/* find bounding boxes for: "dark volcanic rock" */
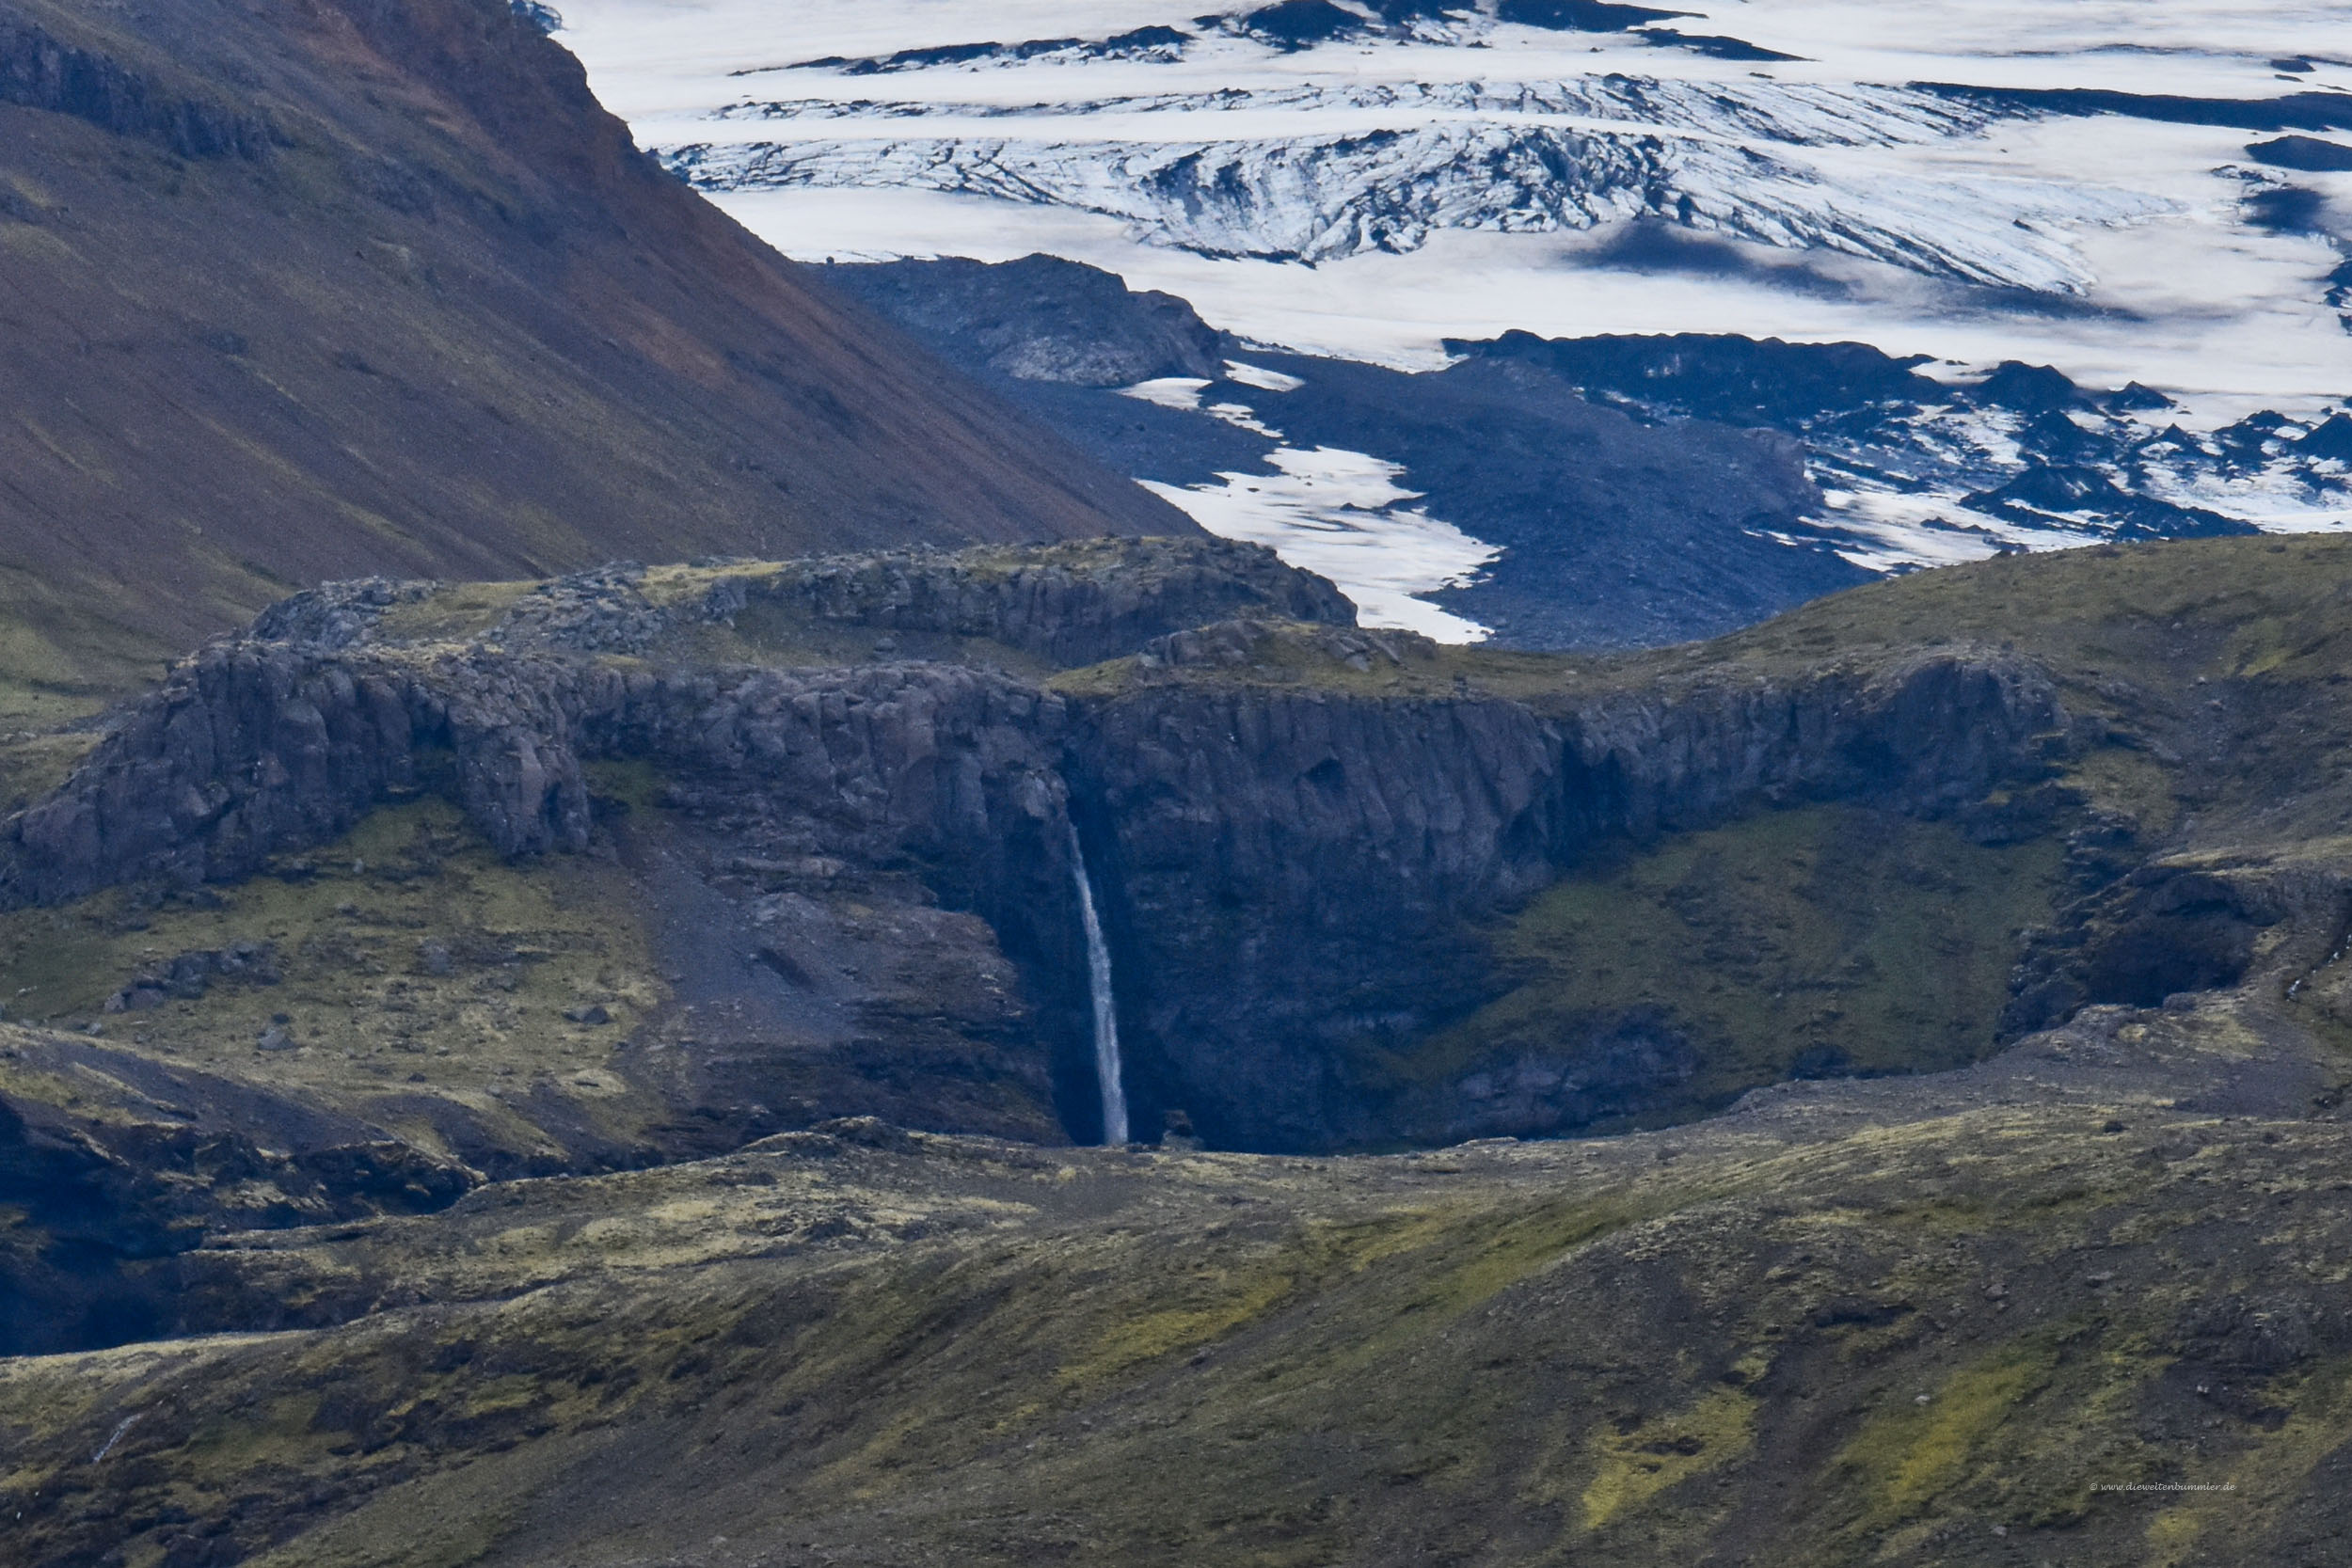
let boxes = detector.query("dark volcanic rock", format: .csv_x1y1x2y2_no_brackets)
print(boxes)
1242,351,1858,649
262,538,1353,667
733,538,1354,666
826,254,1229,388
0,540,2074,1154
2298,413,2352,461
105,942,280,1012
2103,381,2175,413
1496,0,1687,29
0,11,277,158
1641,30,1802,62
1454,330,1944,428
803,25,1194,76
1,642,609,903
2004,860,2287,1035
1963,467,2250,539
1965,360,2088,414
0,644,1078,907
2249,135,2352,172
1240,0,1368,48
1069,629,2067,1148
1924,84,2352,135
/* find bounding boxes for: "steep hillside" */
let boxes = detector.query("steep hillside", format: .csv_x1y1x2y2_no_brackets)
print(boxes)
0,0,1184,703
11,536,2352,1562
8,1020,2352,1568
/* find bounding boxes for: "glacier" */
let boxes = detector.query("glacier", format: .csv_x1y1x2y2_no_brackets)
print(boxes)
667,87,2167,288
547,0,2352,637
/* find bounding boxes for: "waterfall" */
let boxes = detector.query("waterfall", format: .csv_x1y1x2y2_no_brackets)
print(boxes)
1068,821,1130,1146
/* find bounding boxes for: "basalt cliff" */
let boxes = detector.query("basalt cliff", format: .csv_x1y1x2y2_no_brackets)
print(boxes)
8,534,2352,1566
1,536,2071,1167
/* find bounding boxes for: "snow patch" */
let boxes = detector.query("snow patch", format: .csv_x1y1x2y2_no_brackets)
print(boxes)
1225,359,1305,391
1119,375,1211,409
1139,446,1500,642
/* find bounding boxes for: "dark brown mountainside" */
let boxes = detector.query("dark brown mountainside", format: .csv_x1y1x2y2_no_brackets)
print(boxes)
0,0,1186,700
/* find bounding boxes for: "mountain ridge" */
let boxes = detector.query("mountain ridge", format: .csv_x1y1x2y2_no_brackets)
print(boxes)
0,0,1186,706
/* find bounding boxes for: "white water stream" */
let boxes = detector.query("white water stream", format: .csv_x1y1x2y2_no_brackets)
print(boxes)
1068,823,1130,1147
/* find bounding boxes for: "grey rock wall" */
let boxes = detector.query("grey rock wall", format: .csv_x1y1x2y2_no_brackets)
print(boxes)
1064,641,2066,1148
742,538,1356,667
0,548,2071,1152
0,15,277,158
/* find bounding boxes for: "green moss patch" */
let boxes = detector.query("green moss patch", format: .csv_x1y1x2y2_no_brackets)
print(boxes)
1581,1383,1760,1530
1406,803,2071,1121
0,799,664,1155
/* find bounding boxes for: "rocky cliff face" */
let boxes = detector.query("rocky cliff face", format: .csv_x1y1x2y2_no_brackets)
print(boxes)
0,545,2076,1156
739,538,1356,667
256,537,1356,665
3,542,1348,905
0,10,275,158
1067,623,2068,1148
15,537,2352,1561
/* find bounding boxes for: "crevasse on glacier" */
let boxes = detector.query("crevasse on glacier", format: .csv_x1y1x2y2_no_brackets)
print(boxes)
663,79,2163,289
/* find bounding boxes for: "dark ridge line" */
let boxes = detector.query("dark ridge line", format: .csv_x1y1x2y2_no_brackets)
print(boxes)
2249,135,2352,172
1921,84,2352,133
1641,29,1804,63
739,25,1192,79
1496,0,1693,29
1232,0,1366,48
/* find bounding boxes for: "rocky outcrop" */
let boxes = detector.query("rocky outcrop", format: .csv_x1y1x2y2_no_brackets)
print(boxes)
0,13,278,159
0,643,1084,905
1068,632,2068,1148
2003,850,2352,1036
734,538,1356,667
1,642,608,903
825,254,1231,388
0,551,2072,1153
1548,647,2069,839
253,538,1356,666
246,578,441,649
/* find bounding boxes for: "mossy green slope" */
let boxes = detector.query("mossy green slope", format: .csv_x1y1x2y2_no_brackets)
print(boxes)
10,537,2352,1560
8,991,2352,1568
1409,804,2072,1125
0,798,668,1170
